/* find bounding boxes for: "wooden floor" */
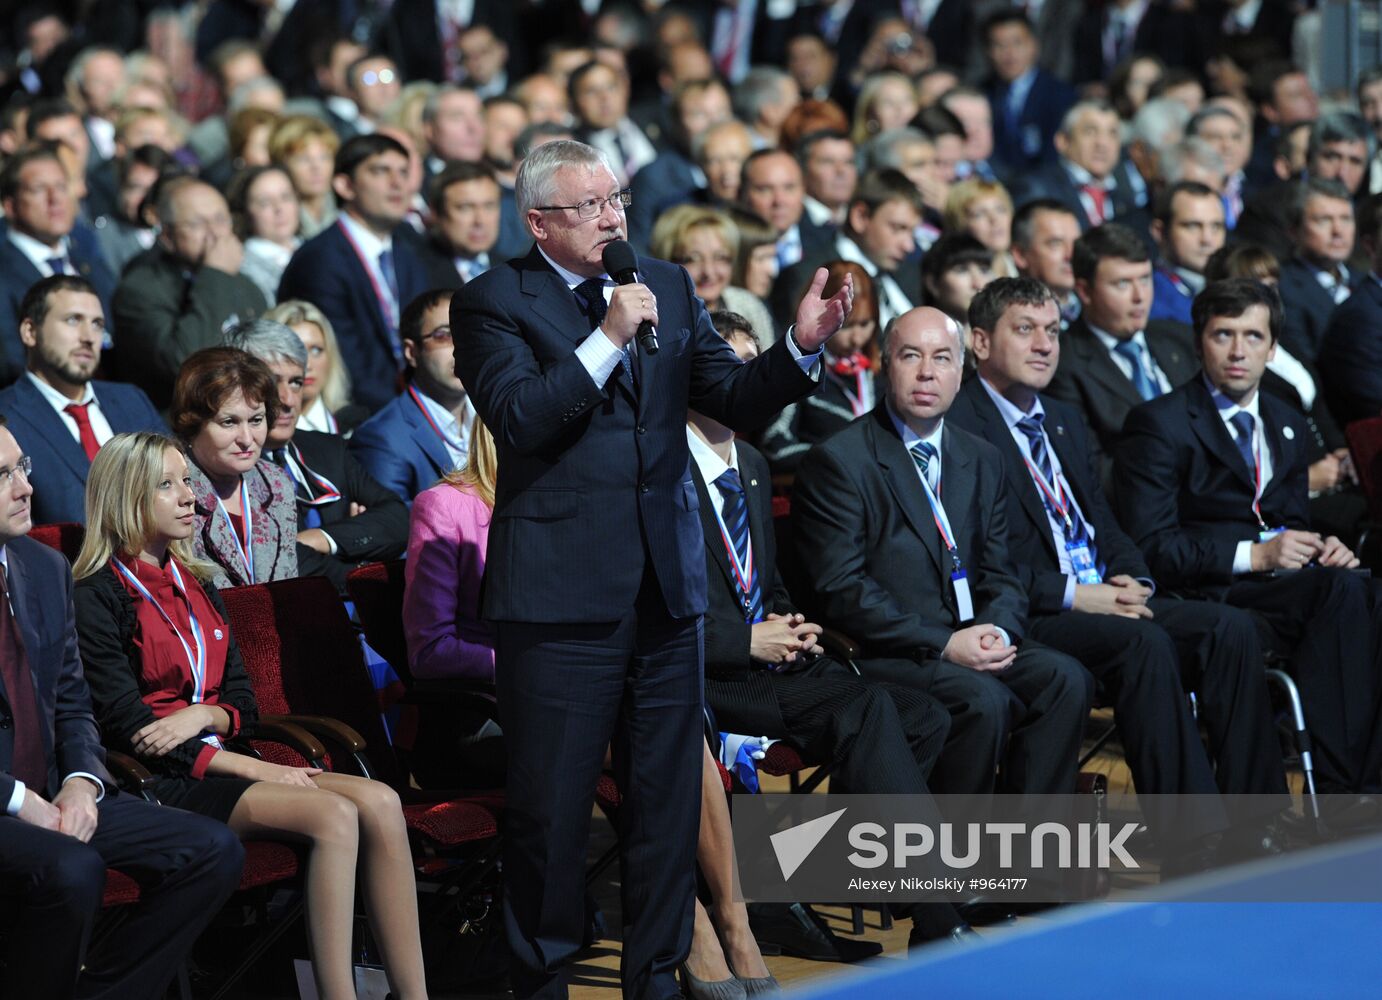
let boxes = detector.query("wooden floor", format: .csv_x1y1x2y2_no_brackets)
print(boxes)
567,712,1148,999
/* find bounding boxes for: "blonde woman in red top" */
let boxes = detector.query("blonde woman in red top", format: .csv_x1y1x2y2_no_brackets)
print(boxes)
73,431,428,1000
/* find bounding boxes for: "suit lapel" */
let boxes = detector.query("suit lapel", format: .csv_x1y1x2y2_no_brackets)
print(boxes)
694,470,736,597
401,392,454,476
1070,324,1144,411
1187,380,1256,492
937,425,975,559
868,409,945,579
964,381,1057,560
1146,325,1194,386
519,248,594,347
11,379,89,481
1259,397,1299,505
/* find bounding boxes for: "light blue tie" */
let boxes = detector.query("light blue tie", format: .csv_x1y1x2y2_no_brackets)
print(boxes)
1112,338,1161,401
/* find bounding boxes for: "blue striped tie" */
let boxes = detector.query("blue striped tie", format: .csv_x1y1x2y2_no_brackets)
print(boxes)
1016,413,1091,548
909,440,938,492
714,468,764,623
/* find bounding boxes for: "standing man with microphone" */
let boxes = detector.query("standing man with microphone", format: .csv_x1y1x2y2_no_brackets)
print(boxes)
453,139,851,1000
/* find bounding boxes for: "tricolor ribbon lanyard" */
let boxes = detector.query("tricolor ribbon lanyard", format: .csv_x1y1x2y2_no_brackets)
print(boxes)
843,370,870,417
215,478,254,584
336,221,401,363
1247,420,1282,542
1022,456,1103,585
111,559,220,748
323,409,339,435
711,500,761,625
1164,270,1190,299
407,386,461,457
281,443,342,507
916,471,975,622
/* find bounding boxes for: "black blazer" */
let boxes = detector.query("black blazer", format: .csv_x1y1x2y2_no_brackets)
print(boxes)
452,246,817,624
1045,317,1199,460
1113,377,1312,599
286,429,410,591
987,69,1078,177
947,377,1151,617
757,368,877,474
1009,160,1141,233
1278,257,1360,365
277,222,432,412
0,536,113,807
0,377,166,526
790,406,1028,659
73,564,259,779
1072,1,1203,85
694,441,793,678
1319,277,1382,426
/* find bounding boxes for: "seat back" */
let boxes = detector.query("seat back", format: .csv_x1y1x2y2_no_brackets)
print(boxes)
1347,417,1382,522
345,560,412,685
220,576,404,786
30,522,85,563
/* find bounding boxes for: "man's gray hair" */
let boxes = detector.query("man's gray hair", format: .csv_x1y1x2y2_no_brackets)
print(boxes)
227,76,285,114
691,118,753,165
421,84,479,126
1130,97,1191,149
515,139,616,217
1308,110,1373,162
860,127,931,172
224,318,308,371
1159,137,1226,186
879,309,965,372
1058,98,1117,137
732,67,793,126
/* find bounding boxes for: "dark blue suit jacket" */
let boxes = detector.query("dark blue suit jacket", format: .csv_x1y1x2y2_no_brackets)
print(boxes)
1277,257,1359,364
1149,266,1194,327
1318,276,1382,426
348,388,454,503
0,377,165,525
988,69,1076,177
452,246,817,623
1009,160,1140,232
277,221,430,412
627,149,700,254
0,535,114,808
0,226,116,386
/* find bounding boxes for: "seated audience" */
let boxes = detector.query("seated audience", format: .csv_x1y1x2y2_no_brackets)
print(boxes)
269,114,340,239
569,60,656,187
738,149,832,273
1114,279,1382,797
265,299,368,436
981,11,1077,177
791,306,1093,797
1321,191,1382,423
651,205,775,346
797,129,857,232
921,233,996,336
71,431,427,999
850,72,918,147
1010,100,1139,231
415,161,502,288
1185,106,1251,229
168,346,297,588
352,290,474,503
278,133,431,412
727,207,781,305
759,267,878,474
92,143,174,276
1276,178,1361,364
693,118,755,209
944,178,1017,278
1010,198,1083,328
1149,181,1227,326
227,320,409,592
0,275,164,525
227,164,300,306
0,145,117,385
0,415,243,1000
112,179,267,409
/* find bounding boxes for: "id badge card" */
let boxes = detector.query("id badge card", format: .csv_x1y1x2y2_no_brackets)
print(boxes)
1066,539,1103,585
1258,526,1285,543
951,568,975,623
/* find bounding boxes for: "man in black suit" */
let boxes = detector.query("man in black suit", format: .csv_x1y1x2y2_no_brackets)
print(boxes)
415,161,502,290
0,416,244,999
1047,223,1199,466
739,149,834,275
792,306,1093,797
1072,0,1202,86
1115,279,1382,795
690,313,974,947
227,320,408,593
772,168,923,334
1274,178,1361,364
0,276,164,526
1011,199,1083,329
0,146,116,385
1010,101,1141,233
279,133,432,411
982,11,1077,178
453,139,851,1000
951,278,1286,816
1320,194,1382,426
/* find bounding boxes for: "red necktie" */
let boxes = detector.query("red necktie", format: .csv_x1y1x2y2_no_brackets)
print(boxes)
64,403,100,462
1082,184,1109,225
0,564,48,794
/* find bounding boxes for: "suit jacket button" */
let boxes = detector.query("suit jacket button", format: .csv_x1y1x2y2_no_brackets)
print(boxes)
640,482,650,494
636,424,646,434
0,718,10,729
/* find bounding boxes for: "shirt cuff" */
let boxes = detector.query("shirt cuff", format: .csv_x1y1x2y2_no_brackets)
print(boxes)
221,703,242,740
190,745,218,780
62,772,105,803
576,327,625,386
994,627,1012,647
321,531,338,556
785,325,823,379
1062,575,1077,610
1135,576,1157,597
6,779,25,815
1233,540,1255,575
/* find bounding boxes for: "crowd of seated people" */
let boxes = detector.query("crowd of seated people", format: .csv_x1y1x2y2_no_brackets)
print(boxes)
4,1,1382,997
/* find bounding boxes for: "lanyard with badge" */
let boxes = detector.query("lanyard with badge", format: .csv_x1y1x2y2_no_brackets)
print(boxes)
279,443,342,507
916,470,975,623
336,220,401,355
215,478,254,583
1243,415,1284,542
710,500,761,625
1022,457,1102,585
111,558,221,747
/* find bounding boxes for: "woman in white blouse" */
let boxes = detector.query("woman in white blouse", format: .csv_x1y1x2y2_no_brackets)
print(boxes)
228,165,300,307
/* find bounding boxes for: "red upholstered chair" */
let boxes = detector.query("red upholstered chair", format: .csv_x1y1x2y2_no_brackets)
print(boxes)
29,521,84,563
1347,417,1382,523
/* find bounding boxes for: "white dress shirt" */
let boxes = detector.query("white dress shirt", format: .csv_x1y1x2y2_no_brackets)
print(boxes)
687,429,739,523
9,228,73,276
296,397,338,435
830,233,915,332
337,211,398,328
25,372,115,449
1088,323,1173,396
1,546,104,815
415,386,474,470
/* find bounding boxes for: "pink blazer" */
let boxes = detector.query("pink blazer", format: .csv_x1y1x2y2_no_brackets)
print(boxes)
403,481,495,681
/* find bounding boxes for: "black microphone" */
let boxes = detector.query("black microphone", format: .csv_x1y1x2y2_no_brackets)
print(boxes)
601,240,659,355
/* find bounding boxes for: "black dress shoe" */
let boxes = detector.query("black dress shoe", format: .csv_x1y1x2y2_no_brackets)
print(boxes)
746,902,883,963
907,922,979,952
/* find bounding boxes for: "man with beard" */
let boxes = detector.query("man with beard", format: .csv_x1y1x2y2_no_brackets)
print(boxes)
0,275,164,524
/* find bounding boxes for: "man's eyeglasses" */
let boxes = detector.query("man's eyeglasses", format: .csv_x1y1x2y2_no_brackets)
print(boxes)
417,326,454,347
0,455,32,490
359,69,397,87
535,190,632,221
